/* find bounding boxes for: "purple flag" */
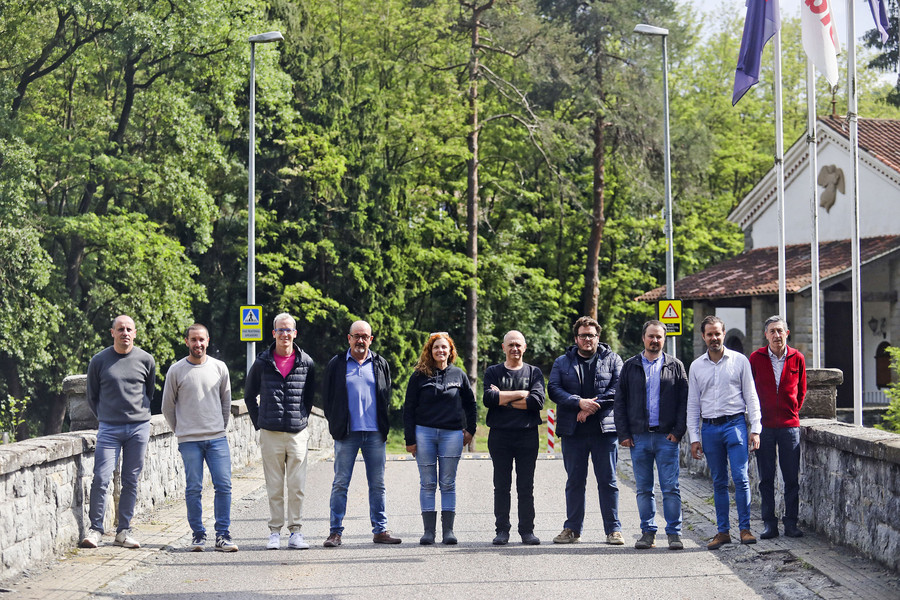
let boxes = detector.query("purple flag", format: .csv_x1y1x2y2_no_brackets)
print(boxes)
868,0,891,44
732,0,781,106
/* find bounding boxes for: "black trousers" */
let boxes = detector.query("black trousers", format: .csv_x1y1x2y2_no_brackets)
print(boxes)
488,427,539,534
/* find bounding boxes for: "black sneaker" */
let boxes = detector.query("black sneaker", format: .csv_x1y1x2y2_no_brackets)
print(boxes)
215,535,238,552
190,533,206,552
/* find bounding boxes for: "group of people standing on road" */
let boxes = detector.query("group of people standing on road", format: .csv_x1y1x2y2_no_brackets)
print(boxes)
79,309,806,554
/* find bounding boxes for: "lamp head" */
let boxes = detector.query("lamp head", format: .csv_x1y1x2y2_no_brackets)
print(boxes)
248,31,284,43
634,24,669,37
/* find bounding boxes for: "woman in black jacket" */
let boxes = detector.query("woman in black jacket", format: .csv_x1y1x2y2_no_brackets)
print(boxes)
403,332,477,545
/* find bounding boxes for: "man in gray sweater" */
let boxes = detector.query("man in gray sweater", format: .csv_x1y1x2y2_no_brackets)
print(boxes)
162,323,237,552
81,315,156,549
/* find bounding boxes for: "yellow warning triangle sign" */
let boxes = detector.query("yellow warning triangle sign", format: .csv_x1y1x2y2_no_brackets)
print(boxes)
662,303,679,320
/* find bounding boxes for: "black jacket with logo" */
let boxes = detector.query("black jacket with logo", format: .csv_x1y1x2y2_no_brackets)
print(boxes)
403,365,477,446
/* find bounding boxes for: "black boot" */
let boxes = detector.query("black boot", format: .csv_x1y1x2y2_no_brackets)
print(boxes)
441,511,457,545
420,511,437,545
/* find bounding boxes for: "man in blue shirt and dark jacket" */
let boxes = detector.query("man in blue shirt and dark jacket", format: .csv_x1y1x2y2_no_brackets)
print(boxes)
614,320,688,550
549,316,624,545
322,320,401,547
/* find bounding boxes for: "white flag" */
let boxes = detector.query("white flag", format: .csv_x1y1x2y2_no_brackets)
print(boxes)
801,0,840,87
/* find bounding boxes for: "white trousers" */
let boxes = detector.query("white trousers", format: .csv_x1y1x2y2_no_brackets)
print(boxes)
259,428,309,532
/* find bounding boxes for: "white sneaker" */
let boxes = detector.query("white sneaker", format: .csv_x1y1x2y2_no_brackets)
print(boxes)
81,529,102,548
288,532,309,549
114,529,141,548
267,532,281,550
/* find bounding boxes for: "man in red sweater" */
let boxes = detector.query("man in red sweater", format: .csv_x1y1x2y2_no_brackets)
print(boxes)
749,316,807,539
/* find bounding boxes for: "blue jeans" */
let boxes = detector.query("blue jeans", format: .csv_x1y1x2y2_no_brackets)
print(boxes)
89,421,151,533
560,433,621,535
415,425,463,512
330,431,387,534
756,426,801,528
178,437,233,537
701,415,751,532
630,432,682,535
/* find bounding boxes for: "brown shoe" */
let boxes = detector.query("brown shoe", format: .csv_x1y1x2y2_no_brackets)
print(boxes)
707,532,732,550
740,529,757,545
323,533,342,547
373,531,402,544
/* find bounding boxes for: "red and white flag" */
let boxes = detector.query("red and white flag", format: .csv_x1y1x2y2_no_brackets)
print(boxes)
801,0,840,87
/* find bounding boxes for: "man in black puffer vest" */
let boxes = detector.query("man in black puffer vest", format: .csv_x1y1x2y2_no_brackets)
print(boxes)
245,312,317,551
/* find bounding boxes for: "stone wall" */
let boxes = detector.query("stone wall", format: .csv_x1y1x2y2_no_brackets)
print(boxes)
800,419,900,573
680,416,900,573
0,379,333,582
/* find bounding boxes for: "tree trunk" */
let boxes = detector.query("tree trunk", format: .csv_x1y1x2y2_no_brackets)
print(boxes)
582,110,606,320
44,392,68,436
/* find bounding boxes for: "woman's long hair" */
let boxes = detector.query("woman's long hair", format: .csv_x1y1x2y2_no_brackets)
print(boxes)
414,332,458,376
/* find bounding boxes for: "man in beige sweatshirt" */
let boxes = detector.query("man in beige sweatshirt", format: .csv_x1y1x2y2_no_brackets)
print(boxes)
162,323,236,552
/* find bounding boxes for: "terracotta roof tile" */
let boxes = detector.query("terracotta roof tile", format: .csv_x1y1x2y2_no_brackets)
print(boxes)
636,235,900,302
820,116,900,175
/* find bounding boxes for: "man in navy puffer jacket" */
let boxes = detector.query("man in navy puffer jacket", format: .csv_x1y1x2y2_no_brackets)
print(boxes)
245,312,317,551
548,316,624,546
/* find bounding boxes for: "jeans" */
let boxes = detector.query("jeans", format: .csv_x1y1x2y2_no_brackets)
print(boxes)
630,432,682,535
89,421,151,533
488,427,538,535
560,432,621,535
178,437,232,537
260,428,309,533
330,431,387,535
415,425,463,512
756,426,801,528
701,415,751,532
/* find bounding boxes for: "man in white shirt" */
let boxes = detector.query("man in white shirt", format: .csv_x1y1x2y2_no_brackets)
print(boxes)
687,316,762,550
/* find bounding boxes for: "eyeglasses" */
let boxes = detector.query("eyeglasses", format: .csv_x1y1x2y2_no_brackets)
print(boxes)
274,328,295,334
350,334,372,341
430,331,449,337
576,334,598,340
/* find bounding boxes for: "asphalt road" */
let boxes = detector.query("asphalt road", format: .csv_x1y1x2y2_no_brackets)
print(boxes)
102,453,768,599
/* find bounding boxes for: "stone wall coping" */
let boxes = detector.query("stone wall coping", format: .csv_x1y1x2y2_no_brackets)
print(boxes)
0,399,261,476
802,418,900,465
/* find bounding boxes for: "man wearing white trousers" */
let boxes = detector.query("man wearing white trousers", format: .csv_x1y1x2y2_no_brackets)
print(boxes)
245,313,317,550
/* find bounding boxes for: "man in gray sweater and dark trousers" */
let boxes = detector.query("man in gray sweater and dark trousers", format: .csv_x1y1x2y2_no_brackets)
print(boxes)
81,315,156,549
162,323,237,552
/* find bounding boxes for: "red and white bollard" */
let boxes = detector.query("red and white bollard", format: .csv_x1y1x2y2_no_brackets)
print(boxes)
547,408,556,453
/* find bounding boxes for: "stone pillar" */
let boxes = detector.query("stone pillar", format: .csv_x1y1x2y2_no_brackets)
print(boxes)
801,368,842,419
64,374,98,431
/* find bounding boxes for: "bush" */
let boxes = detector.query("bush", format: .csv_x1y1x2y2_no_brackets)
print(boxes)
0,395,29,443
876,348,900,434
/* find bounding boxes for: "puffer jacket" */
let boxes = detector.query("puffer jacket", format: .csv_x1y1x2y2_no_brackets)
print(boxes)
548,344,623,436
244,342,316,432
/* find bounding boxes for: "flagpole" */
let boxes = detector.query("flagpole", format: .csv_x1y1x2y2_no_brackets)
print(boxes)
774,28,787,320
847,0,863,426
806,61,821,369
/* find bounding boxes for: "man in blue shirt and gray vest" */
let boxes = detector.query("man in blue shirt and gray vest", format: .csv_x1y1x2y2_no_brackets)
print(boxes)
322,320,401,547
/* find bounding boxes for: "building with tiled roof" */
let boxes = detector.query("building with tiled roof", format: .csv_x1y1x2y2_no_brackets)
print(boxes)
638,117,900,408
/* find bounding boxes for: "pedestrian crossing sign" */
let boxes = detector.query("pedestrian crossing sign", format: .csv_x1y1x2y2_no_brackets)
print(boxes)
240,306,263,341
658,299,682,336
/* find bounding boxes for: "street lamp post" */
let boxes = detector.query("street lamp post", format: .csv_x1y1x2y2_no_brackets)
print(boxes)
634,24,675,356
247,31,284,375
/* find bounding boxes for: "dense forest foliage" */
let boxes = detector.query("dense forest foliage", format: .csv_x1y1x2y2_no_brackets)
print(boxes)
2,0,899,438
